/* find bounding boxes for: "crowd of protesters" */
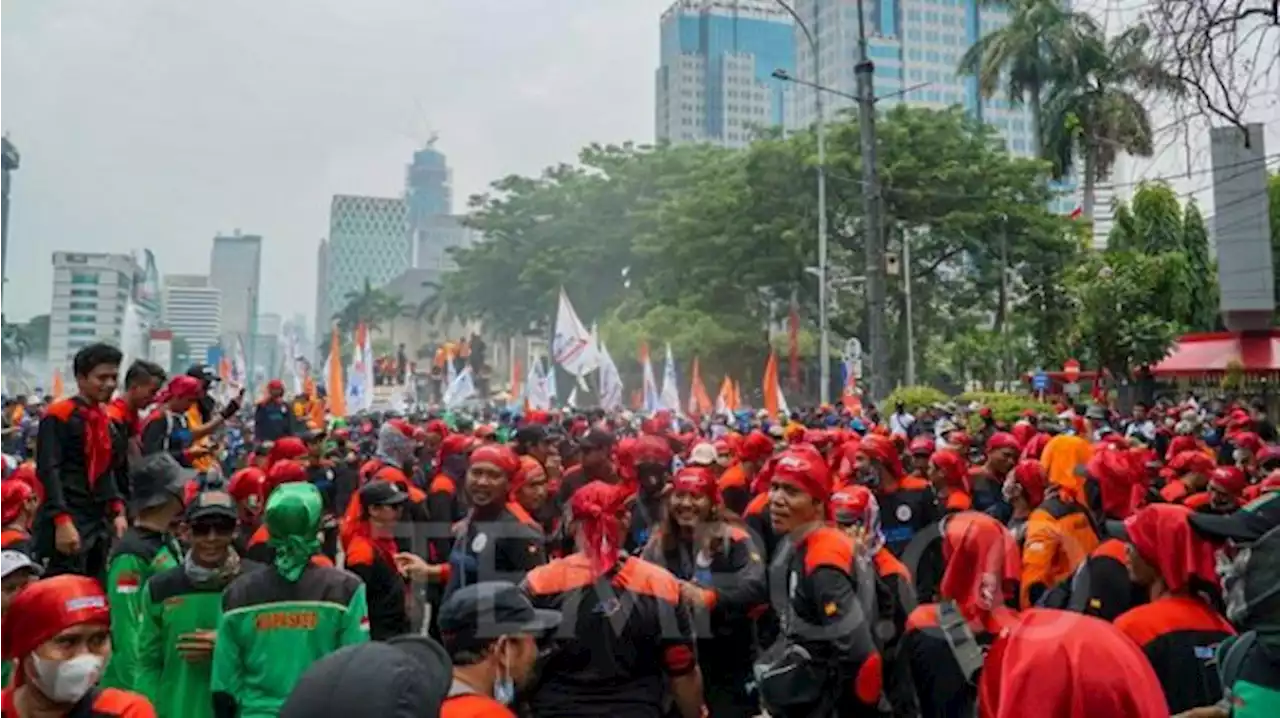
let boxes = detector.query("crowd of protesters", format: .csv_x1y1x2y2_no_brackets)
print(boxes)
0,341,1278,717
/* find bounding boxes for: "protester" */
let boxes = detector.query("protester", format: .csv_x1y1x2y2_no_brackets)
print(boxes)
253,380,295,443
279,636,453,718
1,477,38,555
105,360,166,502
1,550,42,687
342,480,414,639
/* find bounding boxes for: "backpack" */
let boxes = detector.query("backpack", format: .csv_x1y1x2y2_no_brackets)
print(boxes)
937,600,985,685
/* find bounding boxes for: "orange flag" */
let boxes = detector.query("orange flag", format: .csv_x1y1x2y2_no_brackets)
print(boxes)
511,357,523,403
733,379,743,411
763,351,780,416
326,326,346,417
51,369,64,399
688,358,713,415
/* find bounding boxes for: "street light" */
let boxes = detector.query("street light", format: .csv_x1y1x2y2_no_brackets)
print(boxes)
774,68,933,105
774,0,830,405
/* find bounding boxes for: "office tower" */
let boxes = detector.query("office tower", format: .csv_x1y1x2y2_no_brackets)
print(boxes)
655,0,796,148
406,138,452,224
48,251,138,368
161,274,222,363
209,231,262,347
323,195,410,331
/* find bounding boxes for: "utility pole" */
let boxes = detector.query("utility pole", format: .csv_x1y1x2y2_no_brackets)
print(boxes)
903,228,915,386
855,0,888,402
813,1,830,406
999,218,1010,388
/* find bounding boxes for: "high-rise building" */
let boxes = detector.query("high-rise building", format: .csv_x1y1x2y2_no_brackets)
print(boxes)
322,195,410,334
406,139,452,223
209,232,262,346
48,251,138,369
161,274,222,363
414,215,479,272
2,137,19,284
314,239,329,350
655,0,796,148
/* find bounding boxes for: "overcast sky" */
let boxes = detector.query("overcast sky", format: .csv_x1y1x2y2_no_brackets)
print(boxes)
2,1,1276,326
1,0,672,323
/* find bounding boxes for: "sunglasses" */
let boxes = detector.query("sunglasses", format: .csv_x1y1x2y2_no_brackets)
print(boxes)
188,520,237,537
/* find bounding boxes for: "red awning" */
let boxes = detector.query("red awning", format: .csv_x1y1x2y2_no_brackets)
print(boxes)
1150,331,1280,377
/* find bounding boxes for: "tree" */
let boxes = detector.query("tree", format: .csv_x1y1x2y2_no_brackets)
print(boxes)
333,279,400,336
1042,23,1182,219
1066,251,1183,378
1106,201,1138,252
957,0,1095,155
1181,200,1217,331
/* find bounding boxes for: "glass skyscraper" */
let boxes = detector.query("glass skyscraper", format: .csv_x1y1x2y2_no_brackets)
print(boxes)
322,195,410,331
655,0,796,148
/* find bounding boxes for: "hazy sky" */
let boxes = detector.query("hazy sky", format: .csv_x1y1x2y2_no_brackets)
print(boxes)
2,1,1276,326
2,0,672,323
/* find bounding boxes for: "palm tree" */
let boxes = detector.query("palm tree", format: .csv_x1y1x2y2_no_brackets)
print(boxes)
1042,23,1182,220
957,0,1096,157
1,316,28,367
414,280,449,325
333,279,401,336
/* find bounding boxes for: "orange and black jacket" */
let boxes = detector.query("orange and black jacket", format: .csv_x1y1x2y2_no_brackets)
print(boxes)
1115,595,1236,714
0,527,32,556
641,524,767,686
743,492,780,562
876,476,939,556
522,554,699,718
426,466,467,564
105,398,141,502
775,527,883,716
243,524,335,569
445,502,545,596
869,548,918,718
2,685,155,717
1019,494,1099,608
901,604,1015,718
1059,538,1147,622
35,397,122,533
344,534,410,640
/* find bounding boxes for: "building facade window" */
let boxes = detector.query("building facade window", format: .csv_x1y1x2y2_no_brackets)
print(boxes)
70,273,100,285
68,314,97,323
68,328,97,337
70,288,98,298
69,302,98,310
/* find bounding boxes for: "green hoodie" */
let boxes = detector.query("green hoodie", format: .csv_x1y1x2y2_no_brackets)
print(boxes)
211,483,369,718
99,526,183,691
1218,522,1280,717
136,557,261,718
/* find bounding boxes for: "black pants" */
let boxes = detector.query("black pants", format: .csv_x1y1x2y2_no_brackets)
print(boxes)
35,525,111,581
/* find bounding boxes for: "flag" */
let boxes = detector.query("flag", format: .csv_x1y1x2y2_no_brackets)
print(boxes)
510,356,523,402
546,361,559,405
639,342,661,413
1069,206,1084,220
566,387,578,407
763,351,780,417
231,337,248,387
552,287,599,377
51,369,64,399
346,323,371,412
660,343,681,413
733,379,742,411
598,340,624,411
788,300,800,394
325,326,346,416
688,357,713,415
526,361,551,411
716,376,735,413
443,366,477,408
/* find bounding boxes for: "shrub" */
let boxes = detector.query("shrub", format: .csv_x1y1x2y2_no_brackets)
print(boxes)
885,385,950,413
954,391,1056,427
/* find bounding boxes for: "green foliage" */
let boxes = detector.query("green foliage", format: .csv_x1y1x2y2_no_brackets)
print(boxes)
333,279,402,336
1065,250,1182,377
1181,200,1217,331
953,391,1056,426
1106,201,1137,252
885,385,949,412
1130,181,1183,254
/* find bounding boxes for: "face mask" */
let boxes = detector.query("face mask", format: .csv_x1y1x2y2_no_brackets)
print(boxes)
493,639,516,705
29,653,104,705
1001,475,1021,501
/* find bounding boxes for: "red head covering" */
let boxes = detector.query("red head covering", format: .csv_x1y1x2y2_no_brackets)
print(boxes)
266,379,285,394
1020,433,1051,462
6,464,42,504
570,481,633,576
469,444,521,479
978,609,1168,718
228,467,267,511
929,449,969,494
738,431,775,463
858,434,904,480
1167,450,1215,477
1125,503,1218,594
633,435,674,466
1209,465,1249,498
1164,434,1199,461
772,448,832,505
986,432,1020,454
1011,459,1047,508
263,459,307,498
267,437,309,468
511,456,545,497
439,433,475,460
425,419,449,437
2,575,109,662
908,436,936,456
938,511,1020,632
1,479,35,525
671,466,719,504
1010,422,1037,449
155,375,204,405
1232,431,1264,454
524,410,551,426
947,431,973,452
1086,447,1145,519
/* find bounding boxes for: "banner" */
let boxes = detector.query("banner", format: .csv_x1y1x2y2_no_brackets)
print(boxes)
598,340,624,411
552,288,599,377
660,343,681,413
443,366,477,408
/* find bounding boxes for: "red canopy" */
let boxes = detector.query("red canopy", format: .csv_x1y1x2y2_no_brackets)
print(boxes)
1150,331,1280,377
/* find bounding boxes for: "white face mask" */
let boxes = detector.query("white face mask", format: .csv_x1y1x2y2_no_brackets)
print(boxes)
29,653,104,705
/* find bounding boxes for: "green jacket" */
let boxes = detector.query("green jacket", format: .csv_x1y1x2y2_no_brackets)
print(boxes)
100,527,183,691
136,561,263,718
211,563,369,718
1219,632,1280,717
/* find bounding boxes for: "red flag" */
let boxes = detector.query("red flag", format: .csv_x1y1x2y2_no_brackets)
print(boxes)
788,300,800,394
763,351,780,417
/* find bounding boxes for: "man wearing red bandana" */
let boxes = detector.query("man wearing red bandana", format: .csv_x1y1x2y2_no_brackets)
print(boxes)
104,360,166,504
35,344,127,579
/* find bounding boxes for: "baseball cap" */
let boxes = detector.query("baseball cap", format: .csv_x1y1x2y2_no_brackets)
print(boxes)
1190,491,1280,544
279,636,452,718
688,443,719,467
437,581,561,650
1,550,42,580
358,480,409,508
186,364,220,383
186,489,239,523
578,428,615,452
515,424,549,446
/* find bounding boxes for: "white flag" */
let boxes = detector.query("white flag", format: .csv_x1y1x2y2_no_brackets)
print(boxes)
598,340,624,411
443,366,477,408
527,361,551,411
660,343,681,413
552,288,599,377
